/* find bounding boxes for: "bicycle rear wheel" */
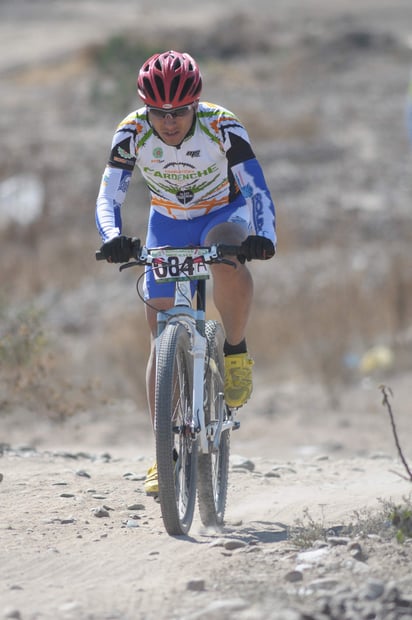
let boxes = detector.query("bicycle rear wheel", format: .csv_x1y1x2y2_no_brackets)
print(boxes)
155,322,197,536
197,320,230,528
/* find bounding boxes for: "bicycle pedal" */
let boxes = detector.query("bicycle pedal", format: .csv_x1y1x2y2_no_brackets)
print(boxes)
232,420,241,431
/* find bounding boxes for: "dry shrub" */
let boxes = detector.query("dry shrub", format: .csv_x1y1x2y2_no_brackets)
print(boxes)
0,325,101,420
248,246,412,407
93,307,150,406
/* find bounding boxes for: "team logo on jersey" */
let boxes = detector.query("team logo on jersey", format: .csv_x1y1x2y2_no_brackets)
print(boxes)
117,146,134,160
186,150,200,158
241,182,253,198
153,147,163,159
176,189,194,204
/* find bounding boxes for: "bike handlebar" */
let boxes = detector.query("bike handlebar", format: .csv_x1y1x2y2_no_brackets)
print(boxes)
95,240,244,265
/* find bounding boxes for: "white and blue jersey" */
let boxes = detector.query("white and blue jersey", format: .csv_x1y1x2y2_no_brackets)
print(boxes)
96,101,276,297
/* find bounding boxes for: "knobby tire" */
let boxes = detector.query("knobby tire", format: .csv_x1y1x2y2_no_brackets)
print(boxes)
155,322,197,536
197,320,230,528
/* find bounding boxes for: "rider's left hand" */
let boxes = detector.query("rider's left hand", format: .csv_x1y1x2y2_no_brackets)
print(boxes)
239,235,275,262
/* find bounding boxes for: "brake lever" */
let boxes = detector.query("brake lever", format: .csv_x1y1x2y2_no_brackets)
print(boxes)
119,261,142,272
218,258,237,268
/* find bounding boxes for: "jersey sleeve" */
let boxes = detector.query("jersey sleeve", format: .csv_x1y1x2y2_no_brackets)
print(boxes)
215,111,276,245
95,166,132,241
226,131,276,246
107,110,145,171
95,112,142,241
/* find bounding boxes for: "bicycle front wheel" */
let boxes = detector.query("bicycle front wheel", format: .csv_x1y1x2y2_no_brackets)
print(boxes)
197,320,230,528
155,322,197,536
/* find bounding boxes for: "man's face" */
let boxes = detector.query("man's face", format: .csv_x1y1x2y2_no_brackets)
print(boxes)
147,103,196,146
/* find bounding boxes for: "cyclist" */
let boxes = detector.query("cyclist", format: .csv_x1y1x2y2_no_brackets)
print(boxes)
96,50,276,496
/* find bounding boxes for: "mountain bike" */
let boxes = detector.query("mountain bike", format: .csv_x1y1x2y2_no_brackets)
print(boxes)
96,241,244,536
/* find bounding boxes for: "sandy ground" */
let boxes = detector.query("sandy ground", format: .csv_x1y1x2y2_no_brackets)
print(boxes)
2,373,412,620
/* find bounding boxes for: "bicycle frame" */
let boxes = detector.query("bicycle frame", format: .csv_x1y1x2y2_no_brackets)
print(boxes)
156,276,227,455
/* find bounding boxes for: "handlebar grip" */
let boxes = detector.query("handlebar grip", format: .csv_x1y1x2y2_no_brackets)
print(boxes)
217,244,244,257
95,250,105,261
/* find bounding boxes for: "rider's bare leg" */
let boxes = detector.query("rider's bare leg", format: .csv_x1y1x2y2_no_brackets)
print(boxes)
145,298,173,426
205,222,253,346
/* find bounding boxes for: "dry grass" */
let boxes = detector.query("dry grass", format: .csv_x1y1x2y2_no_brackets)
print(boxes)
2,227,412,418
289,497,412,549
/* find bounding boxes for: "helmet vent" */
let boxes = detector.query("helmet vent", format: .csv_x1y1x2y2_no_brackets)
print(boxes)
180,77,194,100
169,75,180,101
154,75,165,101
172,57,182,71
142,77,155,101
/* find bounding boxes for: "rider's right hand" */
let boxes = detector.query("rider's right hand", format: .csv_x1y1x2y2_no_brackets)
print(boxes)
99,235,134,263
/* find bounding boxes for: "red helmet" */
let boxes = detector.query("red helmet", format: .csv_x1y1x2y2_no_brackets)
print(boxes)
137,50,202,108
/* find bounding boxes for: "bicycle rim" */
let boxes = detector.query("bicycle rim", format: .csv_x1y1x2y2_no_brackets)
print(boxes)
155,322,197,536
197,320,230,528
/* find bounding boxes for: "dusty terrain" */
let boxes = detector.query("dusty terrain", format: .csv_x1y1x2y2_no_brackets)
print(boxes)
1,1,412,619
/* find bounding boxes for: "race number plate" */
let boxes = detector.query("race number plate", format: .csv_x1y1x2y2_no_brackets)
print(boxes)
150,248,211,283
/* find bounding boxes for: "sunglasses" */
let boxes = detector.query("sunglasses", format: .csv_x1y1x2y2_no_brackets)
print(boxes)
147,104,193,119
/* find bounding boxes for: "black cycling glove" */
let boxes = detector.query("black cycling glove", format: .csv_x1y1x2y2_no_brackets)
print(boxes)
99,235,134,263
239,235,275,262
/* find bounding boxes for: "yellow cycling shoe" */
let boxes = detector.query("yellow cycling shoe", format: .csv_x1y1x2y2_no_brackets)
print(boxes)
224,352,254,408
144,462,158,496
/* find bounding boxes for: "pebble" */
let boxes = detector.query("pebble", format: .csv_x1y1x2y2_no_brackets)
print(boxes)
91,506,110,518
230,455,255,472
186,579,206,591
75,469,91,478
127,503,145,511
3,608,21,619
349,541,366,562
285,570,304,583
123,472,146,481
99,452,112,462
223,539,248,550
271,465,297,475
